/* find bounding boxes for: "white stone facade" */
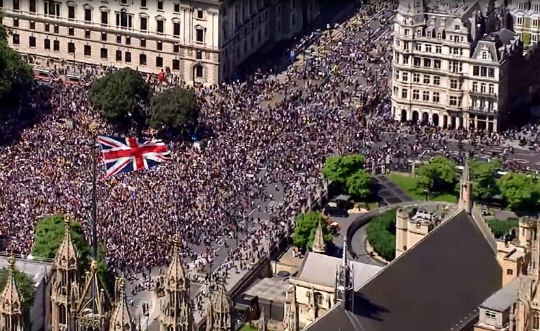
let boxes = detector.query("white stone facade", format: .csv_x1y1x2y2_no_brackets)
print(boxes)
0,0,319,85
391,0,524,132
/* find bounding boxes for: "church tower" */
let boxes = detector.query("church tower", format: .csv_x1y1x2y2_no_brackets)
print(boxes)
108,278,134,331
0,255,24,331
311,221,326,254
283,285,299,331
458,158,473,214
335,237,354,311
159,235,193,331
73,260,112,331
206,283,233,331
50,219,80,331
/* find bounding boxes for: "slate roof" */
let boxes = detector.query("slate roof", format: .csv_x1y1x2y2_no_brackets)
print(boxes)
304,209,502,331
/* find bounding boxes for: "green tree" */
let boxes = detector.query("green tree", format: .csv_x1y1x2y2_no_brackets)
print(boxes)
416,156,458,194
366,209,396,261
497,173,540,212
149,87,200,135
469,159,501,201
293,211,332,251
322,154,365,185
31,214,108,281
0,18,34,114
346,169,371,198
487,219,519,239
0,266,35,313
89,68,151,130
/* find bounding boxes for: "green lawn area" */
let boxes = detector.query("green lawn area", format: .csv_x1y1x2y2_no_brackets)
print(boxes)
388,173,458,203
240,325,258,331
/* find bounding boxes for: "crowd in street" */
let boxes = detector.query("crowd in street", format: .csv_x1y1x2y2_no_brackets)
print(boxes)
0,0,536,281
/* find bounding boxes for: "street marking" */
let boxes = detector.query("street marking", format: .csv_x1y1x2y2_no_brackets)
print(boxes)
267,201,284,209
248,209,256,217
513,159,529,164
535,161,540,166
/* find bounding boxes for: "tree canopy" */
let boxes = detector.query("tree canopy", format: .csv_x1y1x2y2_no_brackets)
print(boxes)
149,87,200,134
0,18,34,115
469,159,501,201
0,266,35,313
487,219,519,239
346,169,371,198
497,173,540,212
416,156,458,194
322,154,365,185
366,209,396,261
292,211,332,251
89,68,151,130
31,214,108,280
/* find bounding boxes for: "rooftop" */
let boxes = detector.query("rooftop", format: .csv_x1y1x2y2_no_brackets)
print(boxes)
296,252,382,289
426,0,477,16
305,209,502,331
480,276,522,313
243,277,289,303
0,256,52,288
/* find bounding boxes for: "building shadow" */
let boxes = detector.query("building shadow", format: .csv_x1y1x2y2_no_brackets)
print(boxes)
352,293,389,322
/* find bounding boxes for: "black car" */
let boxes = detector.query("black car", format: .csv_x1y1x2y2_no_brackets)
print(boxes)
323,205,349,218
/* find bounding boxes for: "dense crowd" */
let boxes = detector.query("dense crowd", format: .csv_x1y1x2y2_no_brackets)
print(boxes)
0,0,535,280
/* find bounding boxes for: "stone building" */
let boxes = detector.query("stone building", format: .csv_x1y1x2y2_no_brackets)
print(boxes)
391,0,540,131
0,0,320,85
0,255,25,331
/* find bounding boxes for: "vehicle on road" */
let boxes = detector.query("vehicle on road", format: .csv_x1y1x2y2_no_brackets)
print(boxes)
324,202,349,217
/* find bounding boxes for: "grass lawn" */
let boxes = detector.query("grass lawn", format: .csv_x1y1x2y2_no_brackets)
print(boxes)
388,173,458,203
240,325,258,331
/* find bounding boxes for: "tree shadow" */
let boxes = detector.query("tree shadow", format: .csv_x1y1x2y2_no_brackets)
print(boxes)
352,293,389,322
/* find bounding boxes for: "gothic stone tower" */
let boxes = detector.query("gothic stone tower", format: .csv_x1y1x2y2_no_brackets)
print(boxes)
50,219,80,331
311,220,326,254
206,283,233,331
159,235,193,331
283,285,299,331
109,278,135,331
0,256,24,331
458,158,473,214
335,237,354,311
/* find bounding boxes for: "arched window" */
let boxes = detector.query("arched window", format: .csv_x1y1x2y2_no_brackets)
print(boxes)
533,311,540,330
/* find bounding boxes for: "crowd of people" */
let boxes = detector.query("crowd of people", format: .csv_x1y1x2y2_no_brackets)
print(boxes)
0,0,535,284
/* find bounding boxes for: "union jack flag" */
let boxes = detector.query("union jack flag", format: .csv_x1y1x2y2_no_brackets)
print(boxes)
98,136,171,177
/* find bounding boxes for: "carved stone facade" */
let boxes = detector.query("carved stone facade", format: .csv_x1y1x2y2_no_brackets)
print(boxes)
206,283,234,331
0,256,24,331
311,221,326,254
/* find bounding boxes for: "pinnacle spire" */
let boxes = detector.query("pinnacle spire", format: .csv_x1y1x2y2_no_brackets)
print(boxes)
312,220,326,254
109,278,134,331
462,155,471,184
0,255,23,316
164,234,187,291
258,308,268,331
342,236,348,267
54,218,79,270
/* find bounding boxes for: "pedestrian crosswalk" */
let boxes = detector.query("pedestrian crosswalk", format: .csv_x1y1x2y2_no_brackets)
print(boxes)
267,201,284,209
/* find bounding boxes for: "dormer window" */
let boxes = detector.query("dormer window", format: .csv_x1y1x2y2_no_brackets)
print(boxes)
454,25,460,31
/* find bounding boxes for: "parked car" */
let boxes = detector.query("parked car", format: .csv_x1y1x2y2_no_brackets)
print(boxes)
323,202,349,217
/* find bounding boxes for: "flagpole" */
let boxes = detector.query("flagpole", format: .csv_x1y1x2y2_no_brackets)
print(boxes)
90,123,98,259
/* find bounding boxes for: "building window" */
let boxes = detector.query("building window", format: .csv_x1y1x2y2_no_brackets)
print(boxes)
196,51,203,60
472,82,478,92
489,84,495,95
413,73,420,83
473,66,479,76
101,32,107,41
533,312,540,330
173,44,179,53
140,39,146,47
140,54,147,65
402,72,408,82
84,45,91,56
116,35,121,43
85,30,91,38
450,79,458,89
12,33,19,45
401,88,408,99
140,17,148,30
53,40,59,51
157,0,163,10
45,23,50,32
517,16,523,26
68,5,75,19
117,10,133,28
450,96,458,106
85,7,92,22
415,43,422,51
101,11,108,25
423,75,430,84
433,76,440,85
100,48,108,59
174,3,180,12
434,60,441,69
68,42,75,53
125,52,131,62
141,0,146,7
157,41,162,51
44,38,50,49
173,22,180,36
30,21,35,29
29,0,36,13
156,56,163,67
423,91,429,101
507,269,513,275
413,57,421,67
196,27,204,42
482,52,487,60
404,28,409,36
488,68,495,78
29,36,36,47
486,311,497,319
423,58,431,67
54,25,59,34
197,9,204,19
195,65,203,78
157,20,164,34
172,59,180,70
125,36,131,45
13,0,19,10
116,50,122,61
425,44,432,52
13,18,18,27
68,27,74,36
481,83,486,93
433,92,440,103
436,45,441,53
412,90,420,100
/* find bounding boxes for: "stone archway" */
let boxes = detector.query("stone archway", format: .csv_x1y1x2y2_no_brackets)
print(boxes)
432,113,439,126
422,112,429,124
412,111,419,122
192,64,204,82
401,109,408,122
